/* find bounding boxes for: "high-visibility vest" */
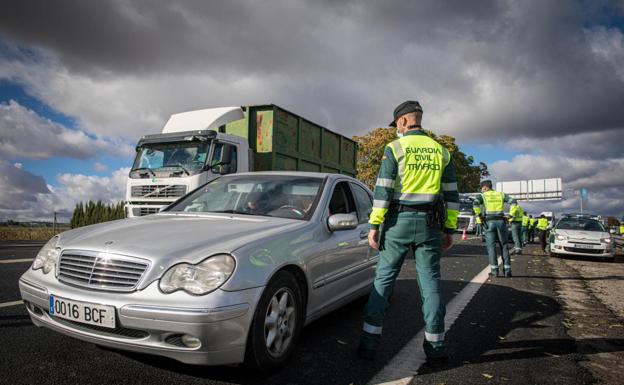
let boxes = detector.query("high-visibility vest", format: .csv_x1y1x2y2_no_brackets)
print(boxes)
536,218,549,230
476,190,506,215
509,205,524,222
476,216,482,224
529,218,536,227
620,225,624,234
522,216,529,226
369,132,458,229
387,135,450,203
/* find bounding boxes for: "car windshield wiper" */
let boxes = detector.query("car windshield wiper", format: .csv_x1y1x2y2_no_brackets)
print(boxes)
131,168,155,177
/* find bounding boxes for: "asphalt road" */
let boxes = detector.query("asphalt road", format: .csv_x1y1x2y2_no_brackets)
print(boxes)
0,237,619,384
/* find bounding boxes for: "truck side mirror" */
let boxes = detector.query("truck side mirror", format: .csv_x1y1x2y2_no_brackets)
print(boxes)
212,144,234,174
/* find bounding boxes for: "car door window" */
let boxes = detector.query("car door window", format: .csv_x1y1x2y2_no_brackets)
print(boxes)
350,183,373,224
328,181,356,216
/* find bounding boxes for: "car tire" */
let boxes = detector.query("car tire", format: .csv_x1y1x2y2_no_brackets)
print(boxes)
245,271,303,372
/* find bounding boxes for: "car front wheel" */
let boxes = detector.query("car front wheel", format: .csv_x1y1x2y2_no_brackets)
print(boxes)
245,271,303,372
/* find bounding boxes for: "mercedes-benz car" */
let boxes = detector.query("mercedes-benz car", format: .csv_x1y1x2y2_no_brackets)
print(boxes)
549,215,615,262
19,172,377,371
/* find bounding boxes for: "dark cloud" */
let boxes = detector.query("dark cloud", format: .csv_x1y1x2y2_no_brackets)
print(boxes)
1,0,623,142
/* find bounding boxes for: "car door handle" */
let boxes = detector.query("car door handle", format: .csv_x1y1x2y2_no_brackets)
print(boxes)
359,230,368,239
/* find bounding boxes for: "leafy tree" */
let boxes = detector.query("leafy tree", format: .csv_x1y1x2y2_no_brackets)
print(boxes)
353,127,489,192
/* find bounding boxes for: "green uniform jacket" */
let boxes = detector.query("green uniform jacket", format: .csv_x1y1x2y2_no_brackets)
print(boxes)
368,130,459,234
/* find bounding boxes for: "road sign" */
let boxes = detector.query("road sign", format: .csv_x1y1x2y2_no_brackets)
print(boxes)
580,188,588,199
495,178,562,201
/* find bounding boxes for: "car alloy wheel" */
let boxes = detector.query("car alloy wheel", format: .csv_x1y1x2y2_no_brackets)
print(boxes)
264,288,296,358
245,271,303,372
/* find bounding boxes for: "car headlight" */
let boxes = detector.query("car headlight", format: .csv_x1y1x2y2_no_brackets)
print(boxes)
555,234,567,241
159,254,236,295
600,237,613,244
32,236,61,274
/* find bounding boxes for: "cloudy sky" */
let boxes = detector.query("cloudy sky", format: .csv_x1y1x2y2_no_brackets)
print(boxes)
1,0,623,222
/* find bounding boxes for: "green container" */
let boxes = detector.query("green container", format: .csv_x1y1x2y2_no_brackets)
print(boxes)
224,105,357,177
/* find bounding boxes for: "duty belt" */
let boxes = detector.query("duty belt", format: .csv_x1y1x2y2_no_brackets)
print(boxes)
397,204,433,213
485,214,505,220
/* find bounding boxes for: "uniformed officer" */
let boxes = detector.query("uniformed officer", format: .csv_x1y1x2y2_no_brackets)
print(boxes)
473,180,517,277
521,213,530,246
359,100,459,364
528,215,536,243
509,203,524,254
475,215,483,236
536,214,550,253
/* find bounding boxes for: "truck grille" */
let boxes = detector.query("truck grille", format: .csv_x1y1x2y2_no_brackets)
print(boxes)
131,185,187,198
136,207,160,216
58,251,149,292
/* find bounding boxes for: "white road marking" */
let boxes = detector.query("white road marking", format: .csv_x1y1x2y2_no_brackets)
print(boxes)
0,300,23,308
369,257,502,385
0,258,34,264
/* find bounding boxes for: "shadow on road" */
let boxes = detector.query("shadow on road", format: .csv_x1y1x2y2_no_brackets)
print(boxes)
98,277,623,385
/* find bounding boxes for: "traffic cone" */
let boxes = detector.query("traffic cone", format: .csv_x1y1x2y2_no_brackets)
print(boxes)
462,227,467,240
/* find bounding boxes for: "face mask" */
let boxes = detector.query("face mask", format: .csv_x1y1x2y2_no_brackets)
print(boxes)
396,128,403,138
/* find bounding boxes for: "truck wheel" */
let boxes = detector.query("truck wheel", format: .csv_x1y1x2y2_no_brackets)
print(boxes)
245,271,303,372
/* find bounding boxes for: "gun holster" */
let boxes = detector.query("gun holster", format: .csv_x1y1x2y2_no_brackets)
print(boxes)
428,195,446,230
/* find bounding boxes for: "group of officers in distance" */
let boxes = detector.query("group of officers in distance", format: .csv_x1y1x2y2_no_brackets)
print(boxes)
474,192,550,264
356,100,551,369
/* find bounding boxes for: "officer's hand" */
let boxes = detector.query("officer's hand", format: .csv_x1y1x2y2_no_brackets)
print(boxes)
368,229,380,250
442,233,453,251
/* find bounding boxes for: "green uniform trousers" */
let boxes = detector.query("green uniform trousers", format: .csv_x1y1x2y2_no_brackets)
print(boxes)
361,211,446,358
521,226,528,245
510,222,522,250
484,219,511,274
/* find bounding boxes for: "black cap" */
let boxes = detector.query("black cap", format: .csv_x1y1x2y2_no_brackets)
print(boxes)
389,100,423,127
480,180,493,188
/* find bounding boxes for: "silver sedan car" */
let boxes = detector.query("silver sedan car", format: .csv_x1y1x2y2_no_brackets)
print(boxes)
20,172,377,371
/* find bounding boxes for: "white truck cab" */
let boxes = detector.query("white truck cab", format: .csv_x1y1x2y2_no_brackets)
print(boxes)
126,107,248,217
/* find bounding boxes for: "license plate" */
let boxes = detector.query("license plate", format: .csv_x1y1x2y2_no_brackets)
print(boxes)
574,243,597,249
49,295,116,329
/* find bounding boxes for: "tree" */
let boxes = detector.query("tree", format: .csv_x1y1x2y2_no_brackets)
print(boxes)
353,127,489,192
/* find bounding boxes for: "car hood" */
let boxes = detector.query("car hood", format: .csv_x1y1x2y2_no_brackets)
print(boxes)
555,229,608,240
57,213,303,286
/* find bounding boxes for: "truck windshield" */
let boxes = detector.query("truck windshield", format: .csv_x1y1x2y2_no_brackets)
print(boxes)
167,175,323,220
131,141,210,177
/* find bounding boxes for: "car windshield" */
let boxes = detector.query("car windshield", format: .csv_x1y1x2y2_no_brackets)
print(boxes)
131,141,210,177
556,218,606,232
167,175,324,220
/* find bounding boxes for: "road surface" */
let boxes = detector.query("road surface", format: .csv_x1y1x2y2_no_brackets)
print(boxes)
1,237,622,385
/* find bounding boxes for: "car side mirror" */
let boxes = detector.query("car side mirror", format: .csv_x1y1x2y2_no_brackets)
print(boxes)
327,213,358,231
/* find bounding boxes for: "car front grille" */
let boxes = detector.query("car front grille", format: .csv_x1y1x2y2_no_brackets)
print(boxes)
131,184,187,198
563,247,604,254
58,251,149,292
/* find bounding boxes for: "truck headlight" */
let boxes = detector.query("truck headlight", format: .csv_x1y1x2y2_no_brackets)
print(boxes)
555,234,567,241
32,236,61,274
159,254,236,295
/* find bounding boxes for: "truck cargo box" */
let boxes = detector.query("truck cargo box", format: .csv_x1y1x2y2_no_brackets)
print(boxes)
224,105,357,176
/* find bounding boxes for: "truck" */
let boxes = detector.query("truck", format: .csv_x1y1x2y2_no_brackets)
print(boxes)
126,105,358,217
